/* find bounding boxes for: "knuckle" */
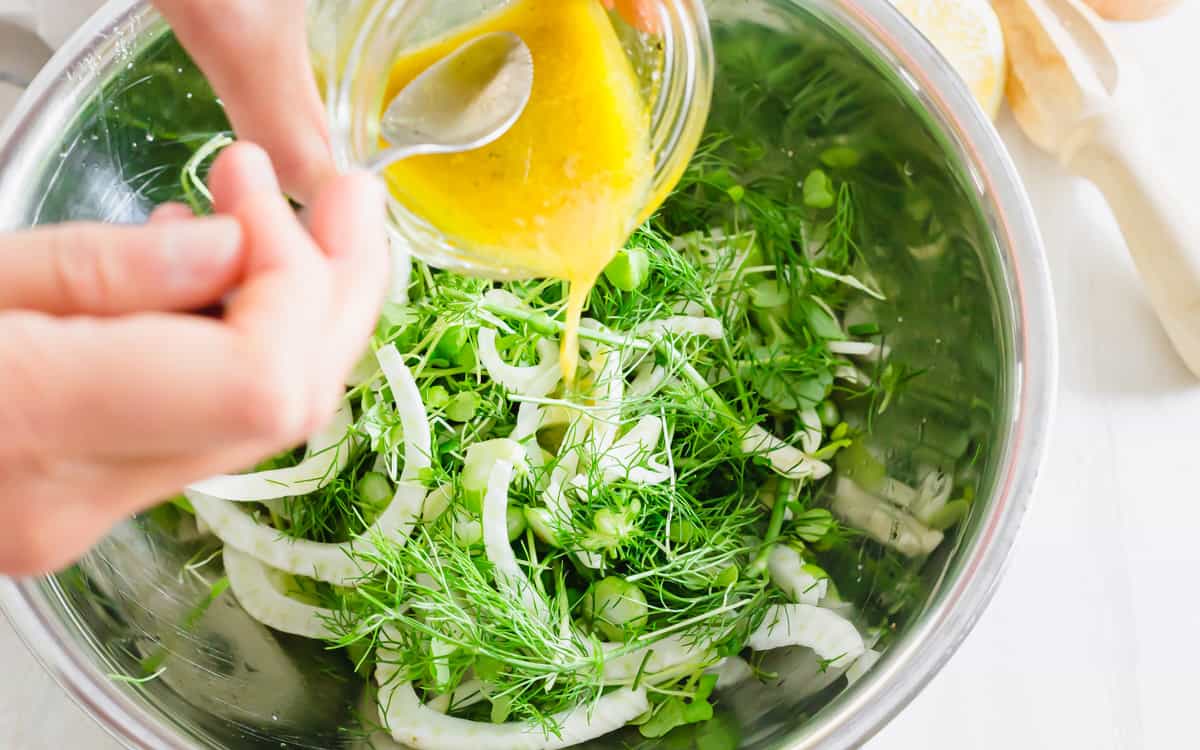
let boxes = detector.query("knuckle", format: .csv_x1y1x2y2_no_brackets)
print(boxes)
48,226,123,313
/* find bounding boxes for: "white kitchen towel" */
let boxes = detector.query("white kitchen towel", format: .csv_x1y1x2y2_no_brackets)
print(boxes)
0,0,106,50
0,0,106,122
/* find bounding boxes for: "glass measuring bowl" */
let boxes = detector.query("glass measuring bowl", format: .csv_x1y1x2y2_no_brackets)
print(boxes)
309,0,714,279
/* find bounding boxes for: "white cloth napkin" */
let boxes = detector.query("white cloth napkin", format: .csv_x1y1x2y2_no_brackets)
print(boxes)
0,0,106,50
0,0,106,120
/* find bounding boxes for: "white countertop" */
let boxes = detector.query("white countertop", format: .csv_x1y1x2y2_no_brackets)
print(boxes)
2,3,1198,749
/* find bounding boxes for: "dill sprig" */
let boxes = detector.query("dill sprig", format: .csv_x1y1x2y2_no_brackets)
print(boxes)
334,521,605,733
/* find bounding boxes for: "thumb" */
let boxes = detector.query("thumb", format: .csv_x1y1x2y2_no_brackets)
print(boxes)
0,218,245,316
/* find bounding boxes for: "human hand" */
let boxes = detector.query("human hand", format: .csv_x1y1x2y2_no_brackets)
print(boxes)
152,0,332,203
0,144,388,576
602,0,662,33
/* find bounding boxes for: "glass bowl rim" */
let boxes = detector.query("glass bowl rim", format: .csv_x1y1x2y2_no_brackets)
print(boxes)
317,0,716,279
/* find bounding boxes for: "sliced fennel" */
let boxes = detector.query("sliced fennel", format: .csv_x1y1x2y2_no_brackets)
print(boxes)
845,648,882,686
481,459,551,621
747,604,865,666
478,328,562,399
600,635,717,685
376,660,649,750
741,426,832,481
830,477,943,558
767,545,828,605
187,400,354,502
223,547,335,640
189,345,433,585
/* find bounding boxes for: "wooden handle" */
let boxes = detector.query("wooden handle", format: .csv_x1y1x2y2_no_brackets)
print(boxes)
1069,120,1200,378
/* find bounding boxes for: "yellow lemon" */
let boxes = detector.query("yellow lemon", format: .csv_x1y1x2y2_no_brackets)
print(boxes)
889,0,1008,119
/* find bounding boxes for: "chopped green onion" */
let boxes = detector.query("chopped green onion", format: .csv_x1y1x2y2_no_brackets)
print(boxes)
524,506,561,547
818,400,841,428
583,576,648,642
604,246,651,292
927,499,970,531
847,322,882,337
506,506,528,542
803,169,836,209
667,519,699,545
425,385,451,409
820,145,862,168
446,392,482,422
714,566,739,588
433,325,470,363
835,441,887,492
356,471,392,509
905,191,934,223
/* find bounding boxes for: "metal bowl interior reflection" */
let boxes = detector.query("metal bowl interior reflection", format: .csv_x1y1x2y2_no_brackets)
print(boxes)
0,1,1055,749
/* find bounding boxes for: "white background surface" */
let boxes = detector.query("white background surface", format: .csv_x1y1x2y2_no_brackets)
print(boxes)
1,2,1198,749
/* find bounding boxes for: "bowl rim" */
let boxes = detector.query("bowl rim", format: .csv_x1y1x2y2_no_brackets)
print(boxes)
0,0,1058,749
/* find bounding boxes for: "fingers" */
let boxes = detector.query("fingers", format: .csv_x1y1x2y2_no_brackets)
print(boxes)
0,135,390,574
0,145,387,462
209,142,286,219
0,313,270,460
153,0,336,203
212,146,331,414
0,458,110,575
602,0,662,33
0,438,267,575
149,202,196,224
0,448,242,575
0,218,244,316
306,172,390,377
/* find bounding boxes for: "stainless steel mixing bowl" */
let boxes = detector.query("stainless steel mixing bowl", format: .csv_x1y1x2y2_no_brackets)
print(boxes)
0,1,1057,748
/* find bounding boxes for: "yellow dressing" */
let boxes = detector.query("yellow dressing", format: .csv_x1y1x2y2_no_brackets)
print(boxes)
382,0,654,382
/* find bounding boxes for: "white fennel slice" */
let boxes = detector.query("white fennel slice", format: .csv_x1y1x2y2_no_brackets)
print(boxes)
830,477,943,558
425,680,486,714
767,545,828,605
601,635,716,685
798,408,823,454
747,604,865,666
705,656,755,688
627,362,669,400
482,460,551,621
478,328,561,398
579,321,624,456
187,400,354,502
635,316,725,340
223,547,335,639
376,665,649,750
597,416,671,486
741,425,832,480
190,346,432,585
845,648,882,686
